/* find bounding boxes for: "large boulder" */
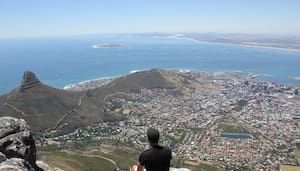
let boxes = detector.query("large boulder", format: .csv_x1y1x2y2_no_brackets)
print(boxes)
0,152,6,163
36,161,64,171
0,158,34,171
0,117,41,170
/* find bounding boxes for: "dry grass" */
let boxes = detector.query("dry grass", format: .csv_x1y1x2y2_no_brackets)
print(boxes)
281,165,300,171
39,151,116,171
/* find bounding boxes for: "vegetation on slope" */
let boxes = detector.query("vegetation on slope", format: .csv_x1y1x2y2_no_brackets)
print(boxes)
0,69,191,134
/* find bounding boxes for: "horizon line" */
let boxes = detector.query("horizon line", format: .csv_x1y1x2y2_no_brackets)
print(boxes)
0,31,299,40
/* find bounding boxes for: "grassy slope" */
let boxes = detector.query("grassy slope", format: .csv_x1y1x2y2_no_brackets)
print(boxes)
39,150,223,171
91,69,179,98
39,151,115,171
0,69,190,133
38,144,223,171
281,165,300,171
0,84,81,132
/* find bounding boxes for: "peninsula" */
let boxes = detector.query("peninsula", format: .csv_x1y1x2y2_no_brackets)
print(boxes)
167,33,300,51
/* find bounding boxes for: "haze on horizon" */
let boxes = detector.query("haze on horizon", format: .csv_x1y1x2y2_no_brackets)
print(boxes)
1,0,300,38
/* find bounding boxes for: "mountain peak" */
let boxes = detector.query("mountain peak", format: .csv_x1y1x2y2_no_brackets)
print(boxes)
20,71,41,92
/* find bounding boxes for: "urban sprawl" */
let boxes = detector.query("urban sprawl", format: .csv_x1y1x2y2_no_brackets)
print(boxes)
46,71,300,171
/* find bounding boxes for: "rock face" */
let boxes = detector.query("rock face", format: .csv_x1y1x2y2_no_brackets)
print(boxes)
170,168,191,171
36,161,64,171
0,158,34,171
0,152,6,163
0,117,41,170
20,71,41,92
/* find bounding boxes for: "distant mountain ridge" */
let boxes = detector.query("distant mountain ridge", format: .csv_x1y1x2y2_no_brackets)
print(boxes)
0,69,191,134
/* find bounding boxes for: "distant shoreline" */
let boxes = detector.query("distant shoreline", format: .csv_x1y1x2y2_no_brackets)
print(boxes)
197,39,300,52
63,77,115,91
168,35,300,52
62,69,299,92
237,43,300,52
289,76,300,81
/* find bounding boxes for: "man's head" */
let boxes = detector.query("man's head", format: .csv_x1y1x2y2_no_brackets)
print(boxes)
147,128,160,144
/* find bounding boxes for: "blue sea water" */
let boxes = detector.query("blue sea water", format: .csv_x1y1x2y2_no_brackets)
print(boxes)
0,34,300,95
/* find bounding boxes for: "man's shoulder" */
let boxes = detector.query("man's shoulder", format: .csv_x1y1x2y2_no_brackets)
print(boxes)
162,146,172,157
160,146,171,152
139,148,152,164
140,146,170,154
141,148,152,154
139,148,152,158
163,146,171,151
139,146,172,164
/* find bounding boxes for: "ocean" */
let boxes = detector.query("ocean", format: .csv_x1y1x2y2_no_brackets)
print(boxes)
0,34,300,94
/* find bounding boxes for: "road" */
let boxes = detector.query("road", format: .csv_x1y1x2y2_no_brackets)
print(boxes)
4,102,28,116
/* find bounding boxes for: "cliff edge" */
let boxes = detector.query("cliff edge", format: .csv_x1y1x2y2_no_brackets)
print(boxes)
0,116,61,171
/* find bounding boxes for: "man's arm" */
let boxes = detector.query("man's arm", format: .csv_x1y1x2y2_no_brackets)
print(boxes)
138,152,145,171
129,162,144,171
137,162,144,171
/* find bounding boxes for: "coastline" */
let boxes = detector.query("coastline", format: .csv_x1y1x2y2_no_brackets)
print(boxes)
63,76,115,91
289,76,300,81
203,40,300,52
0,69,298,95
238,43,300,52
168,35,300,52
62,69,299,92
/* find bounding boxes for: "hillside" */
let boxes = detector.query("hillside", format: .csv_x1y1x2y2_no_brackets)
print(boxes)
92,69,192,97
0,69,191,133
0,71,85,132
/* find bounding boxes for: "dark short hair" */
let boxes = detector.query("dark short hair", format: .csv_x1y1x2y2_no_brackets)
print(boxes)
147,128,160,143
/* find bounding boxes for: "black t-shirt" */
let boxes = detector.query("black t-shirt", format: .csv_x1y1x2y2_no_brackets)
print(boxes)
139,145,172,171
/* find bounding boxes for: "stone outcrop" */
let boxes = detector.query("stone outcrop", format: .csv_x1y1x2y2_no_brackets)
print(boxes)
0,117,191,171
0,117,41,170
36,161,64,171
20,71,41,92
0,158,34,171
0,152,6,163
170,168,191,171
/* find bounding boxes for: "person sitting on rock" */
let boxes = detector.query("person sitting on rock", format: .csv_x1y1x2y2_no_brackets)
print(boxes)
130,128,172,171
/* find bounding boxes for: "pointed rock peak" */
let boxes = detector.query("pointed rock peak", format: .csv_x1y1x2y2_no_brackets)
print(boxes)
20,71,41,92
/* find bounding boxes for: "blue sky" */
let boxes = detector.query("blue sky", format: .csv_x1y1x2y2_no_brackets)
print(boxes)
1,0,300,38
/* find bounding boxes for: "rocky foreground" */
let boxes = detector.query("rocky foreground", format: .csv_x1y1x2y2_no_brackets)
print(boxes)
0,116,191,171
0,116,62,171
